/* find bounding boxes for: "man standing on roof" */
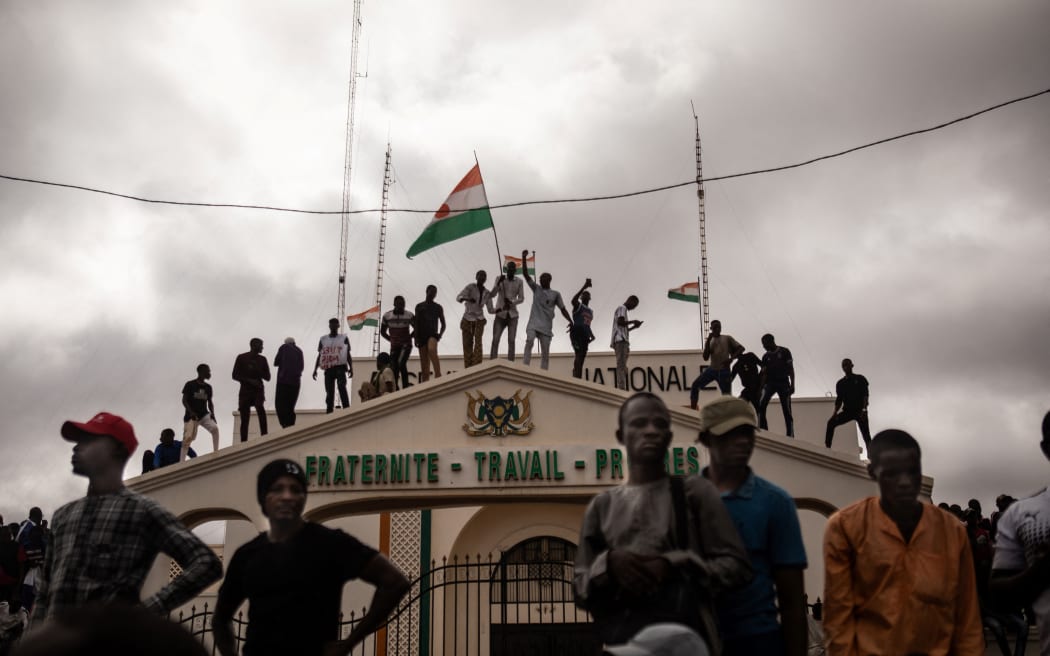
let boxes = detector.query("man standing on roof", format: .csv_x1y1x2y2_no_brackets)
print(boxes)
456,270,490,369
521,249,572,371
825,358,871,449
181,363,219,460
413,285,446,382
273,337,304,428
313,319,352,413
757,334,795,438
233,338,271,441
32,412,222,624
569,278,595,379
611,296,643,390
380,295,414,389
689,320,744,409
489,260,525,361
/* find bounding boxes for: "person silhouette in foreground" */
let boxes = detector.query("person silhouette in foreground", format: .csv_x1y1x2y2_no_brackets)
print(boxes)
213,459,410,656
822,429,983,655
574,392,752,652
990,410,1050,655
32,412,221,625
697,397,807,656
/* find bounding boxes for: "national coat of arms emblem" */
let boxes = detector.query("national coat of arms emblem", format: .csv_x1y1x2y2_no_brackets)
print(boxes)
462,389,534,437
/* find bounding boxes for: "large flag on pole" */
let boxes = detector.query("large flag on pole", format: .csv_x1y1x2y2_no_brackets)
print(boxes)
346,305,380,330
406,164,494,257
503,253,535,276
667,282,700,303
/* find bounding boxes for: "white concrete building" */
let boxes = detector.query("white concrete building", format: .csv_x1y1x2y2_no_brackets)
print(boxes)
130,350,909,654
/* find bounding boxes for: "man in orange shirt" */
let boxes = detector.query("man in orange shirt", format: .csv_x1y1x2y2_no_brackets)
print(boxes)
822,429,983,655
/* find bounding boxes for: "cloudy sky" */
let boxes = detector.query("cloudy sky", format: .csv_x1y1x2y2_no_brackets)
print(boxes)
2,0,1048,526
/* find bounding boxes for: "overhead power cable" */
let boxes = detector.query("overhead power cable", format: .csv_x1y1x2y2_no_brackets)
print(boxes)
1,87,1046,216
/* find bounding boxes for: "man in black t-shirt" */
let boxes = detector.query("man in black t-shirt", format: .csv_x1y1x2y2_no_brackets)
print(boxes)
213,460,410,656
181,363,219,459
757,334,795,437
825,358,871,449
413,285,446,383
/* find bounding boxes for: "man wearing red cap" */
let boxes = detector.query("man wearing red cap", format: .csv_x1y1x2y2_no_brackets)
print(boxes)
31,412,222,625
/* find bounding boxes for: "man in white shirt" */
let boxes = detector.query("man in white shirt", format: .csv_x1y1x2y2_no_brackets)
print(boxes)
312,318,353,413
489,261,525,361
520,249,572,371
456,270,490,368
611,296,642,390
991,410,1050,655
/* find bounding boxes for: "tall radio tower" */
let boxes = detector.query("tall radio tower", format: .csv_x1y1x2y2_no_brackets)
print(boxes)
371,144,392,357
336,0,364,325
692,102,710,344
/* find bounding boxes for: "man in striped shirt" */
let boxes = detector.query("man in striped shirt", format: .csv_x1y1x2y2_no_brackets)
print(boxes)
31,412,222,625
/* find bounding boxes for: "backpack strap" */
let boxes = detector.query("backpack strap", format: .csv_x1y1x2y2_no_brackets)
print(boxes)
669,475,689,550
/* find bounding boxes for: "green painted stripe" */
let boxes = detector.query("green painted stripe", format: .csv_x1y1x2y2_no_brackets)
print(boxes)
450,462,462,471
407,207,494,257
574,460,586,469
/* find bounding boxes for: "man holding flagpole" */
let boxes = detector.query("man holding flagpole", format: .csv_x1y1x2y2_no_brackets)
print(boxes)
489,260,525,361
456,270,490,368
521,249,572,371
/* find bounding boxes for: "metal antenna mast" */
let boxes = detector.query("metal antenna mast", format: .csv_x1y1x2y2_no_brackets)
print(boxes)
691,102,710,344
371,143,392,357
336,0,365,326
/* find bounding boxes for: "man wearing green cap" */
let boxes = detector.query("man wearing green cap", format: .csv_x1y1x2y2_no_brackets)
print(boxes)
32,412,222,625
213,459,410,656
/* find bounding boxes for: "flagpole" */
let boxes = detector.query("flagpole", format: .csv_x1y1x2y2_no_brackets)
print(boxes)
475,150,505,273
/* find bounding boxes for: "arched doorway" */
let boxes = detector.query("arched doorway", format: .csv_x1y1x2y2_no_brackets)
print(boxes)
489,536,601,656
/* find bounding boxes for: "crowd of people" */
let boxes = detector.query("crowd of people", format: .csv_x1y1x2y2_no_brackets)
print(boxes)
6,402,1049,655
148,250,875,476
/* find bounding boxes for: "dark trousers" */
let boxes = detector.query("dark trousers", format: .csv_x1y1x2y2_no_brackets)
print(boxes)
722,629,785,656
740,385,761,416
275,382,300,428
238,389,267,442
390,344,412,389
324,365,350,412
570,330,590,379
690,367,732,406
826,408,871,448
759,382,794,437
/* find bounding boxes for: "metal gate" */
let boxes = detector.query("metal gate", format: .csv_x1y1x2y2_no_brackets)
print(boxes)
174,537,599,656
